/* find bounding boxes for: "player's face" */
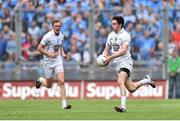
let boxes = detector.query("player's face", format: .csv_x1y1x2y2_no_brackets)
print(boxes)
112,20,121,32
53,22,61,35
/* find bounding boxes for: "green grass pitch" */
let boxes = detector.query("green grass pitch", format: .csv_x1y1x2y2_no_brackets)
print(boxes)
0,99,180,120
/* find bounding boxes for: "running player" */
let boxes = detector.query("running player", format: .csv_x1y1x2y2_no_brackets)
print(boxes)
36,19,71,109
101,16,156,112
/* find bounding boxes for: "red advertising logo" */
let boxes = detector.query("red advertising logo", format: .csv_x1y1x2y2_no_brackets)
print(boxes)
84,81,166,99
0,80,166,99
0,81,81,99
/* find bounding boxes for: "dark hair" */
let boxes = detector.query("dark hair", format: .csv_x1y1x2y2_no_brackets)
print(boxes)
52,19,61,26
112,16,124,27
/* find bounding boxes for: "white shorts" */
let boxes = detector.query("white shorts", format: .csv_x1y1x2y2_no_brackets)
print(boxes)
42,60,64,79
114,59,133,76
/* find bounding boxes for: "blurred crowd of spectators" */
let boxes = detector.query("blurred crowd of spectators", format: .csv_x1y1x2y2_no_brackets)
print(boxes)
0,0,180,67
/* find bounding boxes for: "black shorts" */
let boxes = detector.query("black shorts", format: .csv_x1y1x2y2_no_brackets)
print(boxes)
118,68,131,77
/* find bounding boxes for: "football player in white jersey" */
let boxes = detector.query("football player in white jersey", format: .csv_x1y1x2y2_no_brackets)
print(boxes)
36,19,71,109
101,16,156,112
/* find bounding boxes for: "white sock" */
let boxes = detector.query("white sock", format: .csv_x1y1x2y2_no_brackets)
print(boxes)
39,77,45,82
62,100,67,107
121,96,126,109
139,78,149,84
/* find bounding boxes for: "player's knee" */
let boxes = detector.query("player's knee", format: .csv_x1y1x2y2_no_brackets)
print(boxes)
46,84,52,88
126,84,136,93
125,82,136,93
58,80,65,85
117,80,124,86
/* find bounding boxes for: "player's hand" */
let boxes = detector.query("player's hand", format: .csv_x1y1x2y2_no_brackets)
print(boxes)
63,54,70,61
47,51,58,58
103,55,111,65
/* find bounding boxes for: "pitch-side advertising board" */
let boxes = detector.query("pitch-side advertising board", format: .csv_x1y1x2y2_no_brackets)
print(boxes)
0,80,166,100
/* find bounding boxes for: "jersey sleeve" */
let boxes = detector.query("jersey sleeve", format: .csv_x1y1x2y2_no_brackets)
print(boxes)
106,34,112,47
123,33,131,45
40,34,49,46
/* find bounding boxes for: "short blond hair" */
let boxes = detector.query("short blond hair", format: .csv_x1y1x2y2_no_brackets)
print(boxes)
52,19,61,26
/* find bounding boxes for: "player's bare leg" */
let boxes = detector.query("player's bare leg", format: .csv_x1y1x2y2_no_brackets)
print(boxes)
125,75,156,93
114,71,128,112
125,78,144,93
57,72,71,109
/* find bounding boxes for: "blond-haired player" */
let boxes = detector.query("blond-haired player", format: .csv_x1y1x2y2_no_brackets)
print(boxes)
36,19,71,109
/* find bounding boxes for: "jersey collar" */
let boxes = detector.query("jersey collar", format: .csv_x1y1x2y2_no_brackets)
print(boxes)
114,28,124,34
51,29,61,36
119,28,124,33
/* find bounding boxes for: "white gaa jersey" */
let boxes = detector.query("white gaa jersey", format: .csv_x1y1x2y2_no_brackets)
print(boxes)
106,28,131,63
40,30,64,63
